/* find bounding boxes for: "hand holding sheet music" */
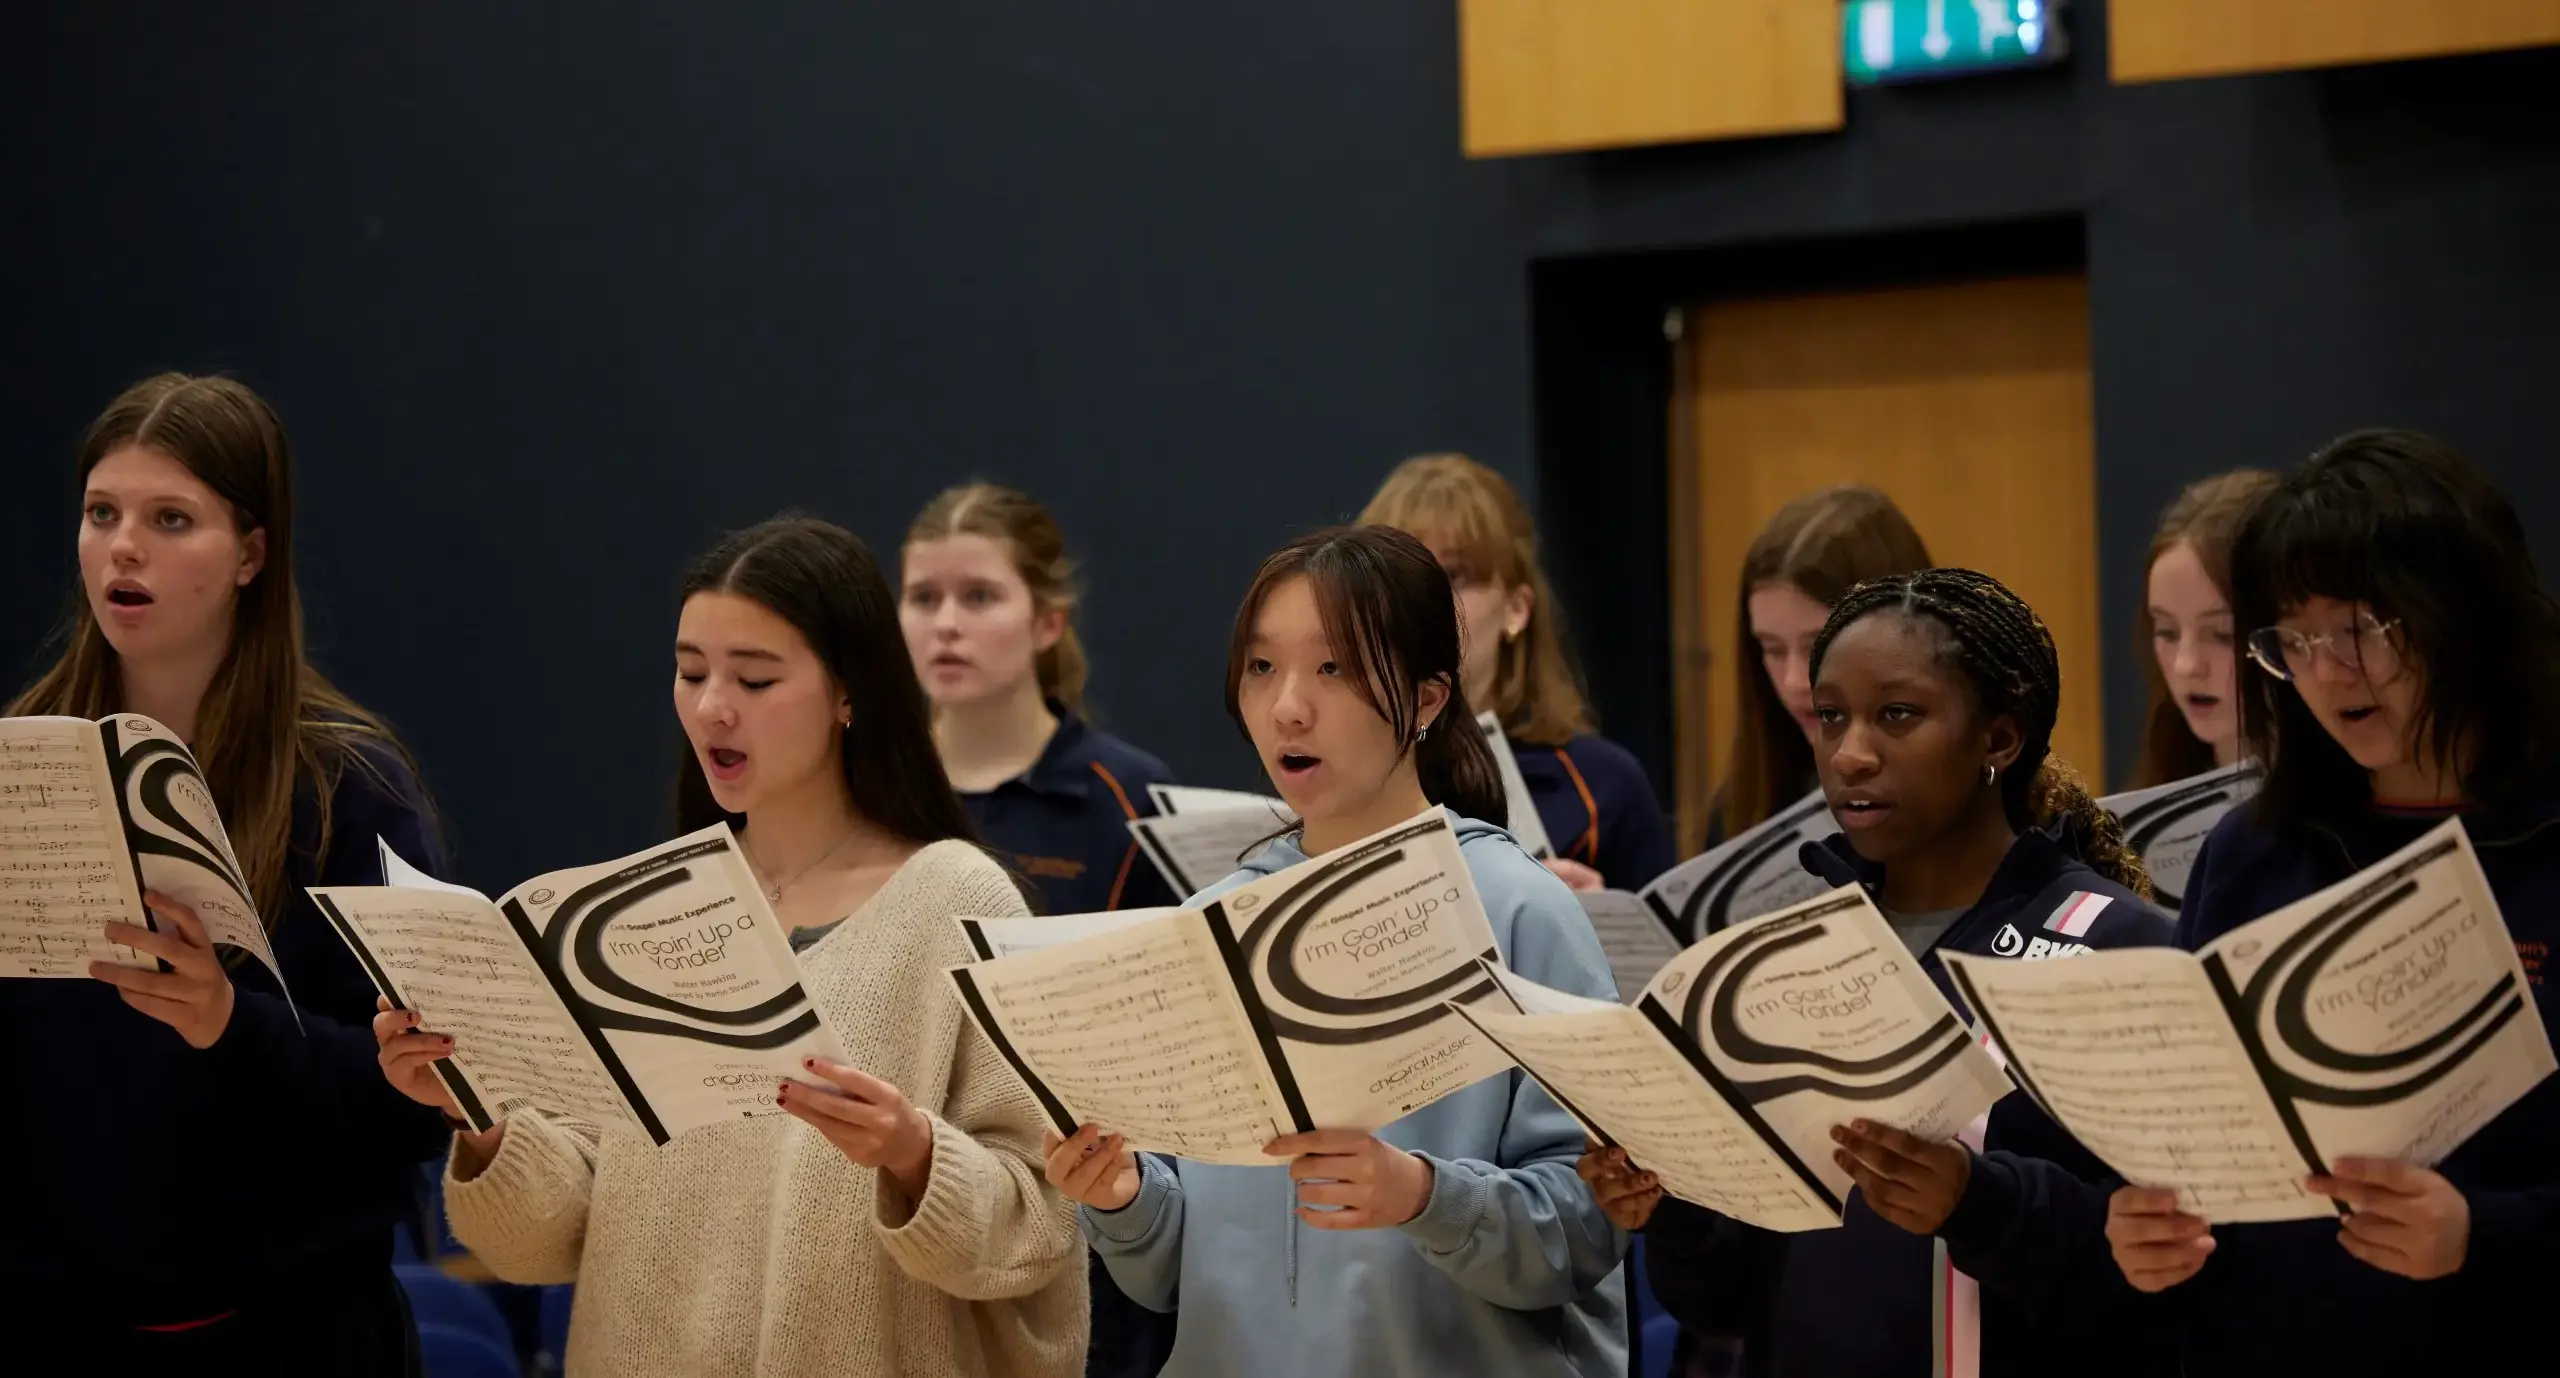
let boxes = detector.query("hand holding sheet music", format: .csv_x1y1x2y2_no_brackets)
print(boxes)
949,810,1515,1165
1,714,282,986
1455,885,2011,1232
1944,819,2556,1222
318,825,849,1145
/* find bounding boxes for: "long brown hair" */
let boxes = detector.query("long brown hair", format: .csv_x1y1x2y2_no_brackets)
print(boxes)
905,483,1087,713
1359,454,1594,747
1813,569,2153,899
2132,469,2279,787
1723,487,1933,840
9,373,423,927
1224,526,1508,827
674,516,986,851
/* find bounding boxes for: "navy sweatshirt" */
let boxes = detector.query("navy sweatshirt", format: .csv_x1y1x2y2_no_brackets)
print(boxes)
1955,788,2560,1377
1644,822,2175,1378
1515,732,1678,891
0,733,451,1328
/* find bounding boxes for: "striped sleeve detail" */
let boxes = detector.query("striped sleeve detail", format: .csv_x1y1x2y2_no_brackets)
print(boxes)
2044,890,2112,938
1551,748,1601,866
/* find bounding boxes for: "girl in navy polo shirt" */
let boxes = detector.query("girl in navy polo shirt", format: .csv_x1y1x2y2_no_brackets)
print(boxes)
2094,431,2560,1377
1362,454,1675,891
902,483,1178,917
901,482,1178,1378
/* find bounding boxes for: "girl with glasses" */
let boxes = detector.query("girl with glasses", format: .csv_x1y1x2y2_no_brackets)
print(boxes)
2103,431,2557,1377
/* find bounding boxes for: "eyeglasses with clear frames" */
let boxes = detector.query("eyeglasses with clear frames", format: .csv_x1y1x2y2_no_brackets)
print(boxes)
2244,612,2404,683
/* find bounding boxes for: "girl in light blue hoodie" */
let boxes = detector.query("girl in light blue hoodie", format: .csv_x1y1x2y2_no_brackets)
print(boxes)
1042,524,1630,1378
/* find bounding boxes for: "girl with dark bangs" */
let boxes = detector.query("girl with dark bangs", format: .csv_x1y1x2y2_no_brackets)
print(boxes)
1044,525,1629,1378
2097,430,2560,1377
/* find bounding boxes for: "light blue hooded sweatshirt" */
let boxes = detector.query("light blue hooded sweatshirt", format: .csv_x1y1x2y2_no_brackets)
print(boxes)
1079,814,1631,1378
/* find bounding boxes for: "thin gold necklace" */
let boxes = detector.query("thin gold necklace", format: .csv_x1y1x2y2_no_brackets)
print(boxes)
749,827,860,904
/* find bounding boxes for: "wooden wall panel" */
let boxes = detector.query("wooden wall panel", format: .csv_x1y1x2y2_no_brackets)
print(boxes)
1460,0,1843,158
1673,275,2104,853
2112,0,2560,83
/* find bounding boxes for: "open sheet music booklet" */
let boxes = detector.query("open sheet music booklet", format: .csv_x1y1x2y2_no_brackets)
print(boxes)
1127,785,1295,898
1,713,283,987
1474,711,1554,858
1635,788,1838,943
2097,761,2260,911
1943,818,2556,1223
312,825,849,1146
1453,885,2011,1233
948,809,1515,1165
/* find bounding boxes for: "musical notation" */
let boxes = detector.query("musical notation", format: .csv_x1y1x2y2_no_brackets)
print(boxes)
1473,1003,1836,1230
972,917,1279,1164
0,720,144,977
331,897,636,1131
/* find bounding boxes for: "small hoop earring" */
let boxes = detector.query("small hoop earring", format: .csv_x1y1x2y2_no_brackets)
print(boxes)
1418,726,1431,743
1984,763,1998,787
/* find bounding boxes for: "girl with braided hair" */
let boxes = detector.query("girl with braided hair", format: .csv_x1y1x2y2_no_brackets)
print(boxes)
1583,567,2175,1378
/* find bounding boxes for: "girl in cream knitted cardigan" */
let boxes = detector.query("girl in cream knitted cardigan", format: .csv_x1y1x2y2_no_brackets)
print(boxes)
374,518,1086,1376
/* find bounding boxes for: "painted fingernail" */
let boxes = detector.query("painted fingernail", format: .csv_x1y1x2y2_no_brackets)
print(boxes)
803,1058,818,1070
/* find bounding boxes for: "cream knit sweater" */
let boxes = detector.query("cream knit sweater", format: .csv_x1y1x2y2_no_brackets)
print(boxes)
444,841,1086,1377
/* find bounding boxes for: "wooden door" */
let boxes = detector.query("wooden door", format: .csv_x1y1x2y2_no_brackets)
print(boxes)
1670,274,2104,855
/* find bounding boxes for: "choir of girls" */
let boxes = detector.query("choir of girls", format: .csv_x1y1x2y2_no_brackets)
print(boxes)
3,375,2554,1378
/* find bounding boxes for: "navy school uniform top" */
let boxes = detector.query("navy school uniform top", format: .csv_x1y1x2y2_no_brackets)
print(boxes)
1949,785,2560,1378
1514,732,1678,891
0,732,452,1330
1643,820,2175,1378
956,707,1178,918
953,705,1179,1378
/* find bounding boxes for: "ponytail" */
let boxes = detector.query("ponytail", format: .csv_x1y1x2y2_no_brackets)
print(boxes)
1039,625,1088,713
1421,686,1509,830
2026,757,2153,900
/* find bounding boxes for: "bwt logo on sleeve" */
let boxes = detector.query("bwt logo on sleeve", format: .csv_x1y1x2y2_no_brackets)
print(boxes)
1990,922,2089,961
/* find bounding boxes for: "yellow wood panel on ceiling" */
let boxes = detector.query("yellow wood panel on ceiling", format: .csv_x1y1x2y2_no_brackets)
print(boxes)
1460,0,1843,157
1674,275,2104,853
2112,0,2560,83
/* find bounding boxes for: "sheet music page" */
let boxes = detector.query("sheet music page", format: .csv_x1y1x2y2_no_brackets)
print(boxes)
1940,947,2325,1222
1578,889,1683,1001
1650,886,2011,1213
946,910,1292,1165
1474,711,1553,858
1128,805,1292,897
1458,965,1840,1231
96,715,287,985
1205,809,1517,1129
2198,818,2556,1174
0,716,149,976
2098,762,2260,911
498,826,852,1144
955,907,1180,960
1146,784,1297,822
1641,789,1837,941
311,869,639,1136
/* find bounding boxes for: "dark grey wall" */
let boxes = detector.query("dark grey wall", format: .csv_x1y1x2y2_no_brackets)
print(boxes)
5,2,2554,890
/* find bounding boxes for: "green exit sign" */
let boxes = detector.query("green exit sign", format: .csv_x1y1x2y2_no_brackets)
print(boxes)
1842,0,2069,85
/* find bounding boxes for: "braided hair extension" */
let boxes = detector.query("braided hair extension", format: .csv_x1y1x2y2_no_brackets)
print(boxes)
1809,569,2154,900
